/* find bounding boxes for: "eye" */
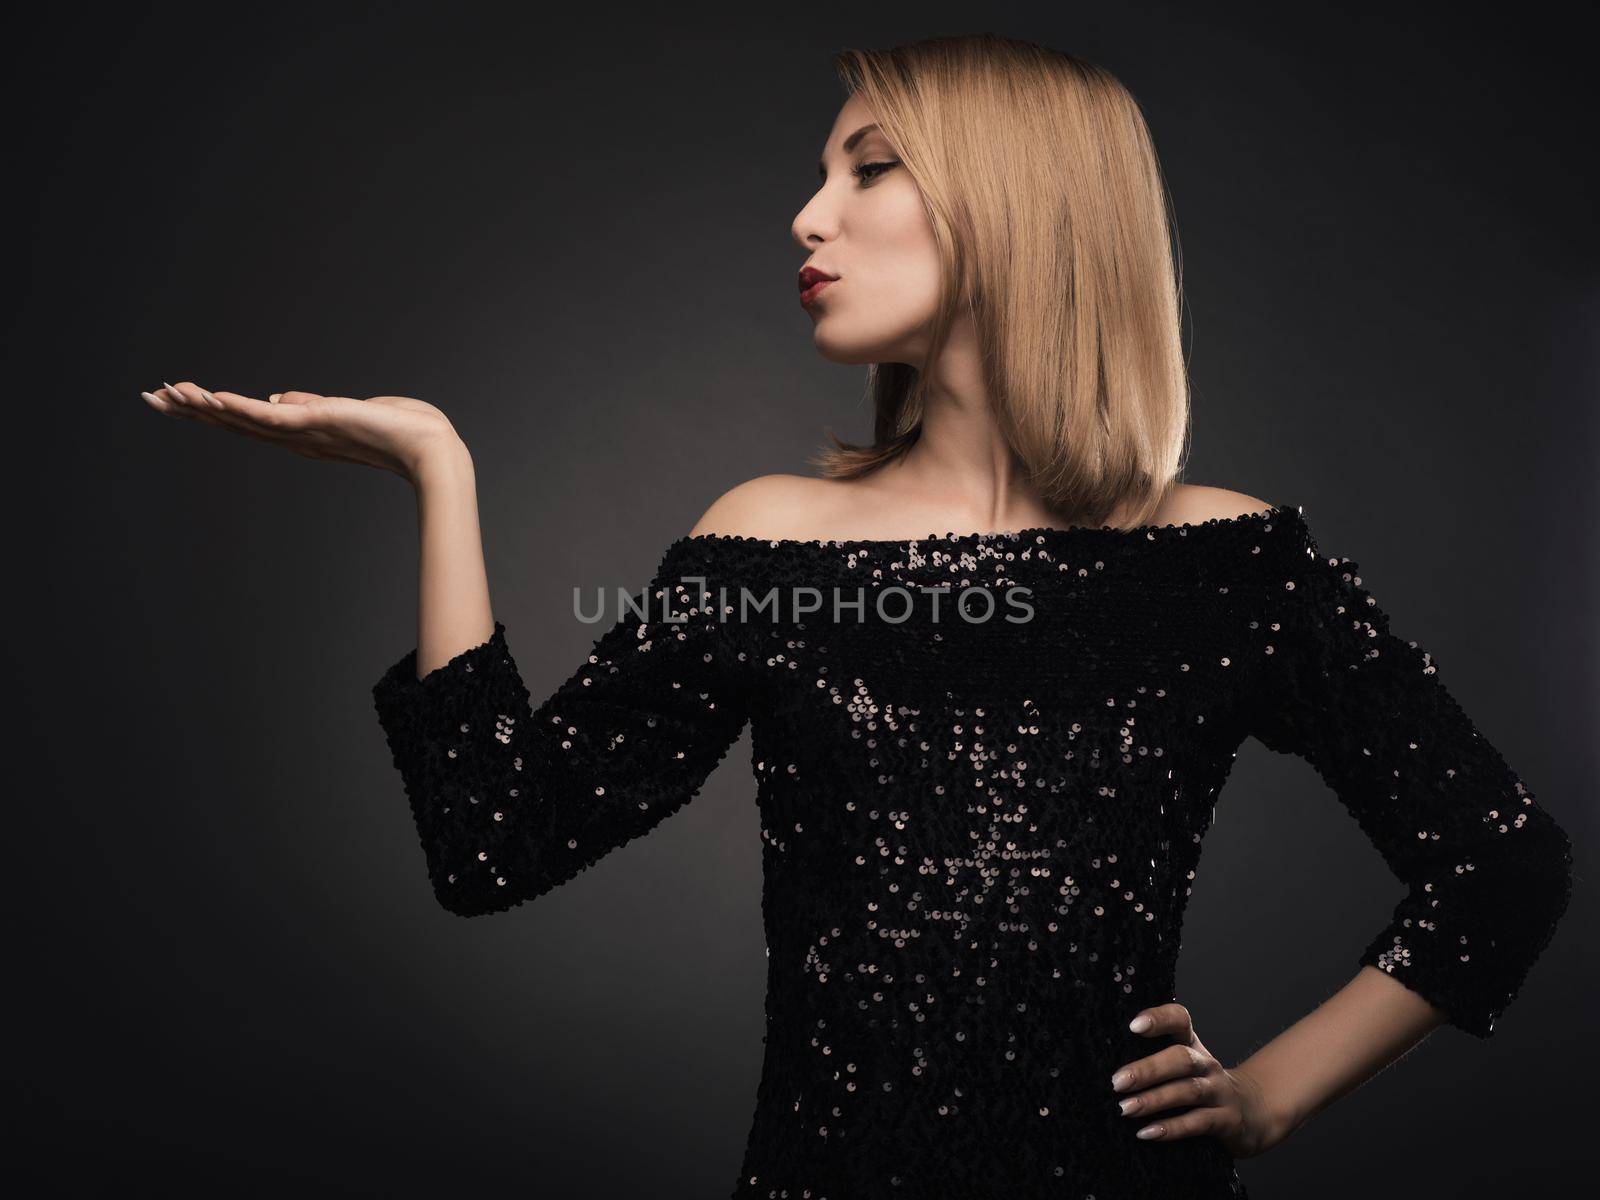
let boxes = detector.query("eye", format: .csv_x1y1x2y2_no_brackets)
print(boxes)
850,160,899,184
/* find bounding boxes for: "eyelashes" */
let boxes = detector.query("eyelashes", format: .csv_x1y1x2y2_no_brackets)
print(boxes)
850,160,899,184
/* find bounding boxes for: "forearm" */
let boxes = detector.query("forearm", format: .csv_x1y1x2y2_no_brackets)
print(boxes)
1239,965,1446,1146
411,439,495,678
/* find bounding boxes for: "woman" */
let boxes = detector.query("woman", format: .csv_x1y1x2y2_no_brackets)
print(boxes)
138,34,1572,1200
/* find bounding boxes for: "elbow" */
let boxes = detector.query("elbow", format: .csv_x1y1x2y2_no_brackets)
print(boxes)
422,848,558,918
438,894,496,919
429,874,516,919
1503,819,1576,958
1539,824,1576,935
1529,813,1576,915
432,883,524,921
1503,807,1575,914
436,893,522,919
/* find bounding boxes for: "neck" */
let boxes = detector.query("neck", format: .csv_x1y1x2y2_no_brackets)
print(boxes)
888,312,1065,531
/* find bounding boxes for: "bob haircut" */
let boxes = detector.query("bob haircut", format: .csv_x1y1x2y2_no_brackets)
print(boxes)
809,33,1191,530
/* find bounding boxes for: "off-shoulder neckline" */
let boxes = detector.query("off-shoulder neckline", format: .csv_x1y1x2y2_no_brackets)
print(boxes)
667,501,1304,552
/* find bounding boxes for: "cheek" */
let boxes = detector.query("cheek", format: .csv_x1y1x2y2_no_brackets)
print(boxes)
823,188,941,356
867,190,942,312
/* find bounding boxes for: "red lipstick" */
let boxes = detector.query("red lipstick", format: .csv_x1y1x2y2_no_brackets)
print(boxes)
798,265,838,308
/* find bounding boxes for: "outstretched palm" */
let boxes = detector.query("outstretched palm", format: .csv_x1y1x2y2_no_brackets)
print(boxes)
139,381,460,480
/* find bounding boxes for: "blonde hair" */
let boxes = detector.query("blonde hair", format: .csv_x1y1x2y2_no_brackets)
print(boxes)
807,34,1191,530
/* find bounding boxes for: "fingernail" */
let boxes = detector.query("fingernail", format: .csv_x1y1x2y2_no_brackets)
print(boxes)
1136,1124,1163,1139
1119,1098,1138,1115
1129,1015,1153,1033
1111,1070,1132,1091
162,380,185,403
269,393,281,403
201,388,221,407
140,391,162,404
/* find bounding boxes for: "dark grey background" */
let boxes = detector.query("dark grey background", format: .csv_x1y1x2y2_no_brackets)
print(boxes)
11,2,1595,1195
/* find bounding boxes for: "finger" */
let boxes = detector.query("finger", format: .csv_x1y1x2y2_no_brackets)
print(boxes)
163,380,227,413
149,383,362,466
150,383,219,423
164,386,381,467
213,407,329,451
139,389,184,420
1127,1002,1194,1041
199,390,320,433
156,385,319,451
1118,1068,1219,1118
194,393,370,464
1111,1042,1207,1094
1135,1105,1224,1142
205,389,287,430
158,381,231,427
219,390,385,461
209,389,291,416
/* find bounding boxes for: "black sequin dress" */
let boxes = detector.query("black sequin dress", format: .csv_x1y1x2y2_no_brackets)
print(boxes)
370,503,1572,1200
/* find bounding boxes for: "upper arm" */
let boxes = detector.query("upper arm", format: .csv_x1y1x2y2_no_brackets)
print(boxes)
372,536,754,918
1239,505,1574,1037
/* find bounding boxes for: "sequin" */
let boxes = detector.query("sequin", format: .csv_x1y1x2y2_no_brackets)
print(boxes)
371,503,1572,1199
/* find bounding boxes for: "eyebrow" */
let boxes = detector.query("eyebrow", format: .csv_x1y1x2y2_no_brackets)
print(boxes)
817,122,882,181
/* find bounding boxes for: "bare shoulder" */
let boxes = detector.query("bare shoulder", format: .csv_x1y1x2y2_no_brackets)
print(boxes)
687,474,850,540
685,478,1276,539
1153,483,1277,526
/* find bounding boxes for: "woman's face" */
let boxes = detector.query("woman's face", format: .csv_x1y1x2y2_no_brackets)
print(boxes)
791,93,943,366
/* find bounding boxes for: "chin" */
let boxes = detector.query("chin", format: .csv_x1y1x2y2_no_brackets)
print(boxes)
810,320,912,367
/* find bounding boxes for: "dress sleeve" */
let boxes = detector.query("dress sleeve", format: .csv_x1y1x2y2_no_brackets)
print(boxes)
369,538,749,918
1241,513,1573,1038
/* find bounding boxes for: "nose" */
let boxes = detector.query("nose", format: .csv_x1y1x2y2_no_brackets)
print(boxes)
791,187,836,253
